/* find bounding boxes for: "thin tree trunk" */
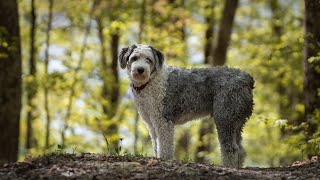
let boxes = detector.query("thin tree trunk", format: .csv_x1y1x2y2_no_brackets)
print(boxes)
176,130,191,159
180,0,186,41
94,0,121,151
96,16,109,115
303,0,320,158
26,0,37,151
105,30,120,148
44,0,53,150
195,1,215,163
138,0,146,43
204,1,215,64
96,14,119,150
0,0,22,163
212,0,239,66
195,118,214,163
269,0,282,37
269,0,286,122
150,0,160,44
61,0,96,146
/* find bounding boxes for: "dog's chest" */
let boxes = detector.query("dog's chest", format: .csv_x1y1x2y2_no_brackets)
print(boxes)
133,81,167,120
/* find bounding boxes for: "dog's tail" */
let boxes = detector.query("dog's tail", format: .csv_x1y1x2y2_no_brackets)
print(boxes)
247,74,255,90
239,70,255,90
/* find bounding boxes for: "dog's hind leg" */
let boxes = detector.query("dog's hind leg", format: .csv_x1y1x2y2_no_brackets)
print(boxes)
236,128,246,167
215,123,240,168
213,90,249,168
155,120,174,160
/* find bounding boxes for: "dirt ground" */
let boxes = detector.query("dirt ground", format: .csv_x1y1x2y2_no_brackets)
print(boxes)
0,153,319,180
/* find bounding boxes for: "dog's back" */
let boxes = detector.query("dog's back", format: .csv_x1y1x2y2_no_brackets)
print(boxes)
162,66,254,125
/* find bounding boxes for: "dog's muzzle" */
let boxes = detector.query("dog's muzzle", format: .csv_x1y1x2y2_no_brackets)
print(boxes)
137,67,145,74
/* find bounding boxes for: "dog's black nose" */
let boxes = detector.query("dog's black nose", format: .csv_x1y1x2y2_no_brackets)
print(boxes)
137,67,144,74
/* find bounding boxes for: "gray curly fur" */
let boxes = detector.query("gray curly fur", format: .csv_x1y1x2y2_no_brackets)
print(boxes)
119,44,254,168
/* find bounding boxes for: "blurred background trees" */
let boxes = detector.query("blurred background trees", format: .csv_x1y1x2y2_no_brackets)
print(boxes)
0,0,319,166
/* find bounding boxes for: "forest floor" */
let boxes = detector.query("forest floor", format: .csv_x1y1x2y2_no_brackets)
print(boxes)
0,153,319,180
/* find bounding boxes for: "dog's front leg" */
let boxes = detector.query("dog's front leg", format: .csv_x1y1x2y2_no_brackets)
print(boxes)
155,120,174,160
145,122,158,157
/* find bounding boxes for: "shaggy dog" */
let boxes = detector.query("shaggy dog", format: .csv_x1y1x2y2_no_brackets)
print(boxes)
119,44,254,168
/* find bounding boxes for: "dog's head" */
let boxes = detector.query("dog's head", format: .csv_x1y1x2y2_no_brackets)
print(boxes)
119,44,164,84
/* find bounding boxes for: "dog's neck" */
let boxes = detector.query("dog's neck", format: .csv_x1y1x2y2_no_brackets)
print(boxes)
131,81,149,92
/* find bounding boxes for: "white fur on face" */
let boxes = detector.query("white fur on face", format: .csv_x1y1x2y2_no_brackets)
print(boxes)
127,46,155,86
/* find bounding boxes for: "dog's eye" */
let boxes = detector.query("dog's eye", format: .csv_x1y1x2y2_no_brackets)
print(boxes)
146,58,152,63
132,56,138,61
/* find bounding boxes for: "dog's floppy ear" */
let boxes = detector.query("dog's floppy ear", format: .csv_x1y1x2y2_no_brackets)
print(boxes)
119,47,129,69
118,45,137,69
149,46,164,70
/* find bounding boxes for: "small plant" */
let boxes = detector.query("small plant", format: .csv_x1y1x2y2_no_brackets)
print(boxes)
72,146,78,154
306,132,320,156
55,144,66,154
101,133,128,156
102,133,110,154
298,143,306,161
115,138,128,156
181,156,193,163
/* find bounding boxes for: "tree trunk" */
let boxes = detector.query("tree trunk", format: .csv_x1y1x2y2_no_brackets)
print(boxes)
212,0,239,66
138,0,147,43
110,32,120,118
195,119,214,163
96,16,109,115
44,0,53,150
176,130,191,160
26,0,37,151
303,0,320,158
269,0,287,121
104,30,120,149
269,1,290,122
0,0,22,163
195,0,216,163
204,1,215,64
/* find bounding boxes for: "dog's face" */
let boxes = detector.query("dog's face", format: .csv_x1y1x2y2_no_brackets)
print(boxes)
119,44,164,84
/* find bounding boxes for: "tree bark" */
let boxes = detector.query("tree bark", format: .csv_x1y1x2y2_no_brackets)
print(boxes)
26,0,37,151
44,0,53,150
303,0,320,157
212,0,239,66
109,32,120,118
0,0,22,163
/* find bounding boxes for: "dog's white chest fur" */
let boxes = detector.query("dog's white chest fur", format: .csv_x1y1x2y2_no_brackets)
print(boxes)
133,67,168,121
